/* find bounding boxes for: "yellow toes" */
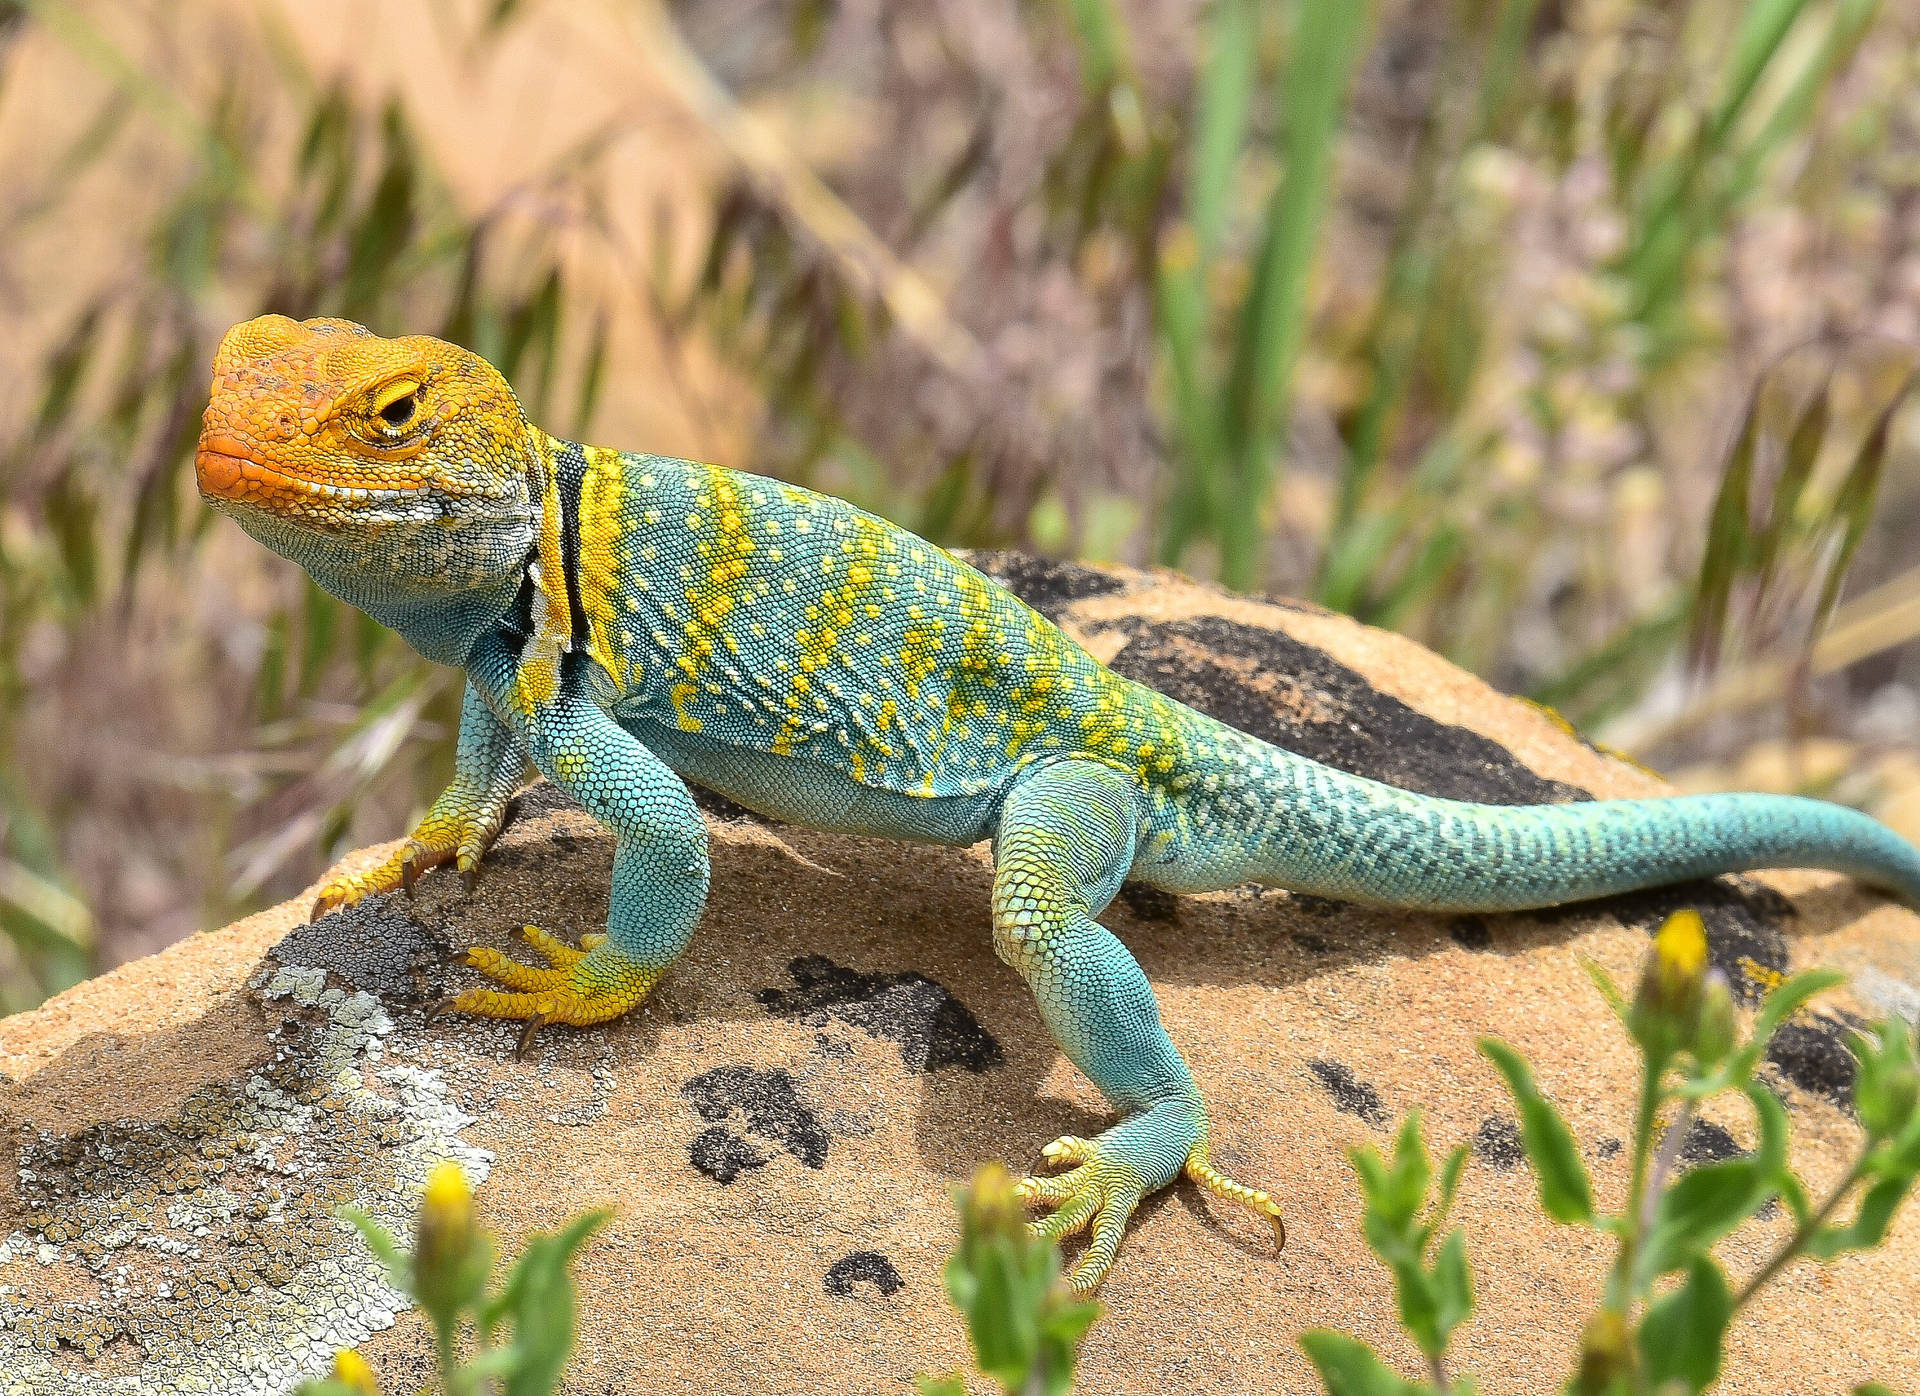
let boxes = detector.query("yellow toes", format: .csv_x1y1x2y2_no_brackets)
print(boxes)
518,925,589,969
1013,1168,1086,1205
311,833,463,920
1185,1143,1286,1249
1039,1135,1097,1168
460,946,570,991
431,936,657,1057
1030,1189,1100,1243
1015,1140,1145,1291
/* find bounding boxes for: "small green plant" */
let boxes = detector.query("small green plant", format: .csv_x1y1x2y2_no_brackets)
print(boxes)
917,1163,1104,1396
1302,910,1920,1394
296,1161,609,1396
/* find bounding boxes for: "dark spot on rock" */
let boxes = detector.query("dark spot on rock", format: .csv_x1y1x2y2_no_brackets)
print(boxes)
688,1126,767,1184
1533,880,1793,1005
1290,893,1353,919
1678,1118,1743,1164
1118,881,1177,923
1473,1115,1524,1168
1096,614,1587,806
681,1065,829,1170
1307,1058,1387,1126
823,1250,904,1297
271,898,441,1000
756,955,1002,1074
1450,916,1492,951
961,550,1128,621
1291,931,1333,954
1596,1137,1623,1159
1765,1011,1863,1110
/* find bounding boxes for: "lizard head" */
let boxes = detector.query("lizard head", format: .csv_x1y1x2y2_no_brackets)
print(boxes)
198,315,540,654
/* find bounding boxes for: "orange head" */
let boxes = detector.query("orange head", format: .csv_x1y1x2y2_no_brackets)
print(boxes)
198,316,541,659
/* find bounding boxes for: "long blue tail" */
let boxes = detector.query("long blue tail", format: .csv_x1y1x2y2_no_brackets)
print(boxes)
1152,742,1920,913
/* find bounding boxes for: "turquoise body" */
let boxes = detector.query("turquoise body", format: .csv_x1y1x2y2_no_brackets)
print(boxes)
286,436,1920,1282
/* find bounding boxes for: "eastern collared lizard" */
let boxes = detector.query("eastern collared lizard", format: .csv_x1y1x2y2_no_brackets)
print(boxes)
195,314,1920,1290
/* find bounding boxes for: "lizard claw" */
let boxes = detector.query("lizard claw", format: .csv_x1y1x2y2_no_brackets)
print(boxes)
515,1013,550,1059
400,844,424,898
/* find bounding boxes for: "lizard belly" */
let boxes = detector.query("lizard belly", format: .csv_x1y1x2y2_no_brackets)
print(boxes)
621,714,1003,846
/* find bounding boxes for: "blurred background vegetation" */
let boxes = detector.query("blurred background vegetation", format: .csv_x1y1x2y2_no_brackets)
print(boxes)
3,0,1920,1011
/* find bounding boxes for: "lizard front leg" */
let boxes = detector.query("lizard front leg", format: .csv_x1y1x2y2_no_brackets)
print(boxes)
311,679,525,919
994,760,1284,1290
438,654,709,1053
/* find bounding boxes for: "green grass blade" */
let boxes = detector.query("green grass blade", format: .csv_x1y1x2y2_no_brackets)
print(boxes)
1190,0,1257,264
1813,366,1916,632
1689,382,1763,672
1217,0,1374,588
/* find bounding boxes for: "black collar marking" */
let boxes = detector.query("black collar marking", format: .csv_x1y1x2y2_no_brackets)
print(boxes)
551,438,590,653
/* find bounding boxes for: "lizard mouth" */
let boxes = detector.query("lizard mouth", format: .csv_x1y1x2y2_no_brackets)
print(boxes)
195,437,434,506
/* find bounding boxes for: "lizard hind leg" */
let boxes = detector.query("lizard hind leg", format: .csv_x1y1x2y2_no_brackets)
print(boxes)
992,759,1283,1289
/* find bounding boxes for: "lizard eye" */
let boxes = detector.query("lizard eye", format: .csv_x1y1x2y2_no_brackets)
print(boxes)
379,391,418,427
371,379,422,432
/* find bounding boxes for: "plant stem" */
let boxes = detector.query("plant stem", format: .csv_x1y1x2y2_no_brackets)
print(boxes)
1606,1056,1668,1314
1638,1099,1694,1238
435,1315,471,1396
1732,1154,1868,1310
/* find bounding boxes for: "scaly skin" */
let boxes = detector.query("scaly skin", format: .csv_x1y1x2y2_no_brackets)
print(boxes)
196,315,1920,1290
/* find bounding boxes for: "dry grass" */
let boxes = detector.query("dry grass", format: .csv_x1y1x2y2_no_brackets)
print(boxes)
1,0,1919,1006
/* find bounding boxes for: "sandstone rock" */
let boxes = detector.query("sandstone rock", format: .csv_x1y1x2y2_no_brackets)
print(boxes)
0,556,1915,1394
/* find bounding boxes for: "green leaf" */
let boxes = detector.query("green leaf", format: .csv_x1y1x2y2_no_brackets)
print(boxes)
1852,1018,1920,1143
1729,969,1846,1081
1806,1174,1914,1260
1643,1157,1766,1275
913,1376,968,1396
1690,383,1761,671
1429,1228,1473,1350
336,1206,405,1287
1429,1142,1470,1240
1478,1038,1594,1224
1213,0,1375,587
486,1208,611,1396
1298,1330,1425,1395
1637,1255,1732,1393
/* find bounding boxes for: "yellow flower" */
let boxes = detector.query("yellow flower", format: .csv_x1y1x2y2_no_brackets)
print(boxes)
415,1160,479,1284
1653,909,1708,995
421,1161,473,1233
1630,909,1711,1056
330,1348,379,1394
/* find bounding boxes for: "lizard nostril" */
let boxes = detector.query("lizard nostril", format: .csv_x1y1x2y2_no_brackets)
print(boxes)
275,413,297,438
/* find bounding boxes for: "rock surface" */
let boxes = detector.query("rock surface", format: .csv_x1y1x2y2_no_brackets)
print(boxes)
1,555,1917,1395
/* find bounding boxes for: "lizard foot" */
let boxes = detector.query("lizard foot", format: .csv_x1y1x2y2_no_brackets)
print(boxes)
1015,1106,1283,1290
433,928,647,1057
310,811,498,919
1015,1133,1150,1291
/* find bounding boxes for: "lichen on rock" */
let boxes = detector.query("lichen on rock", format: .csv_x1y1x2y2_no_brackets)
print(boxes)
0,957,490,1394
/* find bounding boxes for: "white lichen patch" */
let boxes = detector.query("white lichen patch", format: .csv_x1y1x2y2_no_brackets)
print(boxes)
0,963,491,1394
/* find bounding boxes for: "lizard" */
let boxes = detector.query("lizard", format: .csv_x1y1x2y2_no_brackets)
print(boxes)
195,313,1920,1291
